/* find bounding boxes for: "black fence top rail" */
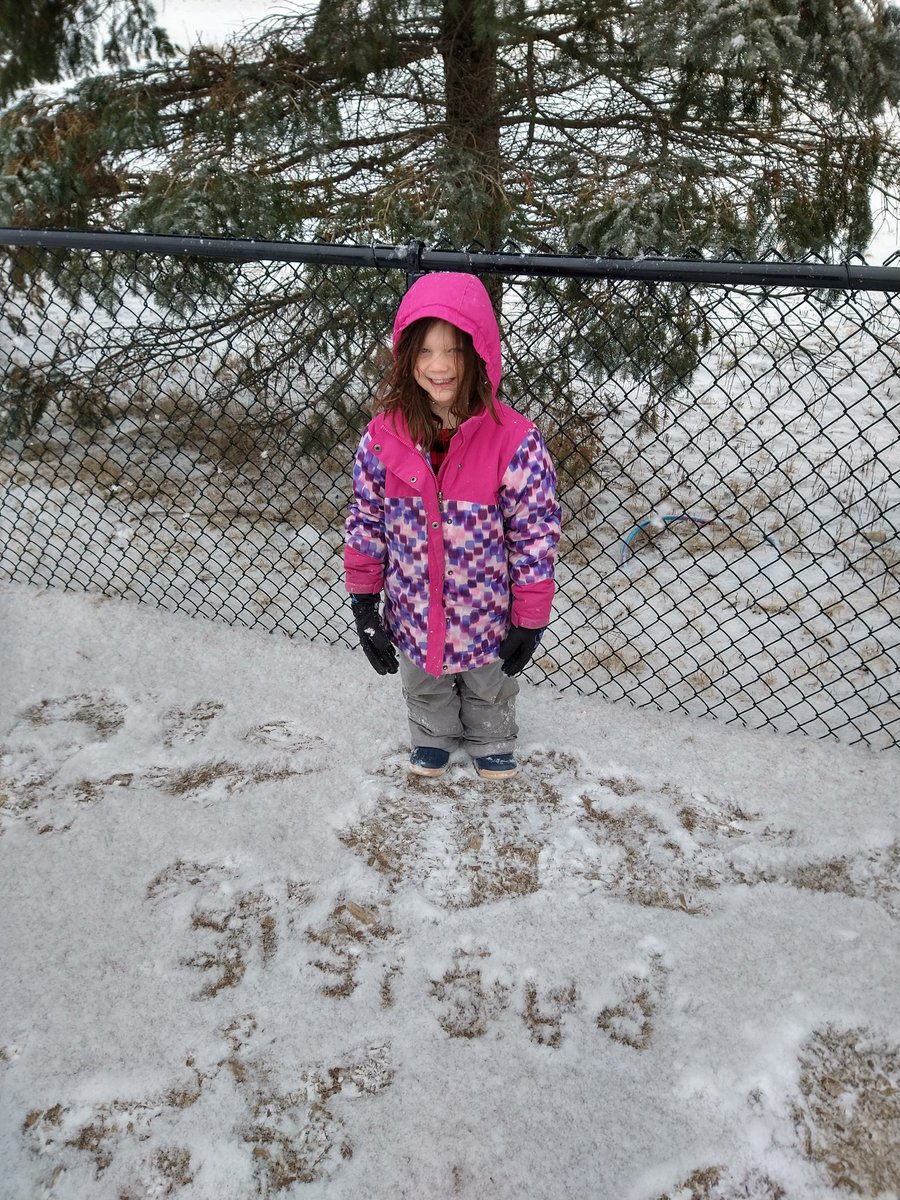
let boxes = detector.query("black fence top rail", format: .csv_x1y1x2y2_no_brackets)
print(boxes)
2,227,900,292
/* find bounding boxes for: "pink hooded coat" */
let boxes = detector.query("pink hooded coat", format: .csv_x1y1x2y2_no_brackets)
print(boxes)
344,273,560,678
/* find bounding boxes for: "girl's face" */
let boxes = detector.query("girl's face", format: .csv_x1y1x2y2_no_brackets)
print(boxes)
413,320,464,413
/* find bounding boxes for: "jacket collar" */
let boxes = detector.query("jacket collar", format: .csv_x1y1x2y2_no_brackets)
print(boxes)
373,406,490,451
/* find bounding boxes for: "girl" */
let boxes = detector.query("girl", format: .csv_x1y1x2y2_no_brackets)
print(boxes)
344,272,560,780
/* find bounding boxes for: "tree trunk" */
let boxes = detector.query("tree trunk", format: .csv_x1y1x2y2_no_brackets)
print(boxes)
439,0,505,255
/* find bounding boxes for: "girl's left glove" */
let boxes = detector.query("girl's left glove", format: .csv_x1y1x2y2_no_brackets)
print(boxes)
350,594,398,675
498,625,544,676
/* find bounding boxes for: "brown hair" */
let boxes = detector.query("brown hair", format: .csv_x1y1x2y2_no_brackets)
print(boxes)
373,317,499,447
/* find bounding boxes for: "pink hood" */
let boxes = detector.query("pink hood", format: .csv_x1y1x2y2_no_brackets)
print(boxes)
392,273,502,400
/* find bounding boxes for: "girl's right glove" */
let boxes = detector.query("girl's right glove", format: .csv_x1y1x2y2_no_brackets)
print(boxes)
498,625,544,676
350,594,398,675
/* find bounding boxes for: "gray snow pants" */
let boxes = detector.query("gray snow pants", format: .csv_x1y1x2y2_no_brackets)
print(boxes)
398,653,519,758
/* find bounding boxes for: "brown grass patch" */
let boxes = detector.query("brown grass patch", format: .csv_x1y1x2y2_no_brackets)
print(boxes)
306,900,395,999
243,721,325,752
182,889,278,999
22,1018,390,1192
523,980,578,1048
340,754,561,909
783,842,899,917
652,1165,786,1199
145,858,233,902
429,947,510,1038
147,759,300,797
161,700,225,747
242,1042,393,1191
597,953,668,1051
793,1025,900,1195
581,799,718,913
21,693,125,739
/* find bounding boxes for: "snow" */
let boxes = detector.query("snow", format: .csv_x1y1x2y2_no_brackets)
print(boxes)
1,581,898,1200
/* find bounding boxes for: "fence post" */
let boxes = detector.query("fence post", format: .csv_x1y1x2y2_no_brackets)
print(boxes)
404,238,425,290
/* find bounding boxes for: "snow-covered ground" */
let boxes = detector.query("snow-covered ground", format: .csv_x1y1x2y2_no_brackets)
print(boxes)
1,582,898,1200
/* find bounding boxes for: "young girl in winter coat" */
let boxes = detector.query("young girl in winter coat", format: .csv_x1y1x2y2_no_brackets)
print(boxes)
344,272,560,780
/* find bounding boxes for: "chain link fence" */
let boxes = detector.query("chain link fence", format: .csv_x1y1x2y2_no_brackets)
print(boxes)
1,230,898,749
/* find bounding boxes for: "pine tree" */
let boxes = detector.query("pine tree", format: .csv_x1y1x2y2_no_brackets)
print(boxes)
0,0,172,101
1,0,898,256
2,0,899,463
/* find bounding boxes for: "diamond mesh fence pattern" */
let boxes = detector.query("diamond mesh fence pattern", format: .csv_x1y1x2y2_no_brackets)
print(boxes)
1,236,898,749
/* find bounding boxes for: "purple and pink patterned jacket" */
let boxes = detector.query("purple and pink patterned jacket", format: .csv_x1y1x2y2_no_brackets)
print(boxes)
344,272,560,678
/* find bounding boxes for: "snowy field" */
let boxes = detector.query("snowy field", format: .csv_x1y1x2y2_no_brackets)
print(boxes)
2,582,899,1200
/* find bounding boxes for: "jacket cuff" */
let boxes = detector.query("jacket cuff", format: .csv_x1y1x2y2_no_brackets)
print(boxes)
510,578,555,628
344,545,385,595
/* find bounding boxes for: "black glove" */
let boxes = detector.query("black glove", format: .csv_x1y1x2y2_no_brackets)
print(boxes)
498,625,544,676
350,594,398,675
